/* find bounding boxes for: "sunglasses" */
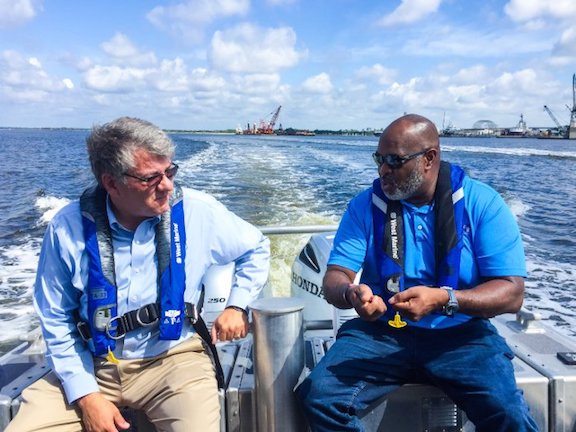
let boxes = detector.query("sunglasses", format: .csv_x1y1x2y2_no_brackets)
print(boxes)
372,149,430,169
123,163,179,187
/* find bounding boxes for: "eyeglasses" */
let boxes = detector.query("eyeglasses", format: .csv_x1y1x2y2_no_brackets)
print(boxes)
372,149,430,169
123,163,179,186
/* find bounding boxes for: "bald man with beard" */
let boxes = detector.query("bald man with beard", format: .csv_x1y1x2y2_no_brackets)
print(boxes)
296,114,538,432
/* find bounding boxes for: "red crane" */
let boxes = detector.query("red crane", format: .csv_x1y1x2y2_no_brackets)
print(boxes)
244,106,282,134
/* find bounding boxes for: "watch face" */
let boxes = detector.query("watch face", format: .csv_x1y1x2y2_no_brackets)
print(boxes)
445,303,458,316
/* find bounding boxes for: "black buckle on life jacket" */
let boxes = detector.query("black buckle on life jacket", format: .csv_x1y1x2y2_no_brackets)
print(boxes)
76,321,91,342
105,303,161,339
184,302,199,324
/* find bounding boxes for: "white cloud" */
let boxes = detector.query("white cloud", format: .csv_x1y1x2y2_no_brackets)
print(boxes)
231,73,282,95
2,86,48,102
265,0,296,5
451,65,488,84
101,33,157,66
505,0,576,24
209,23,302,73
93,94,111,106
147,0,249,43
62,78,74,89
302,73,332,94
0,50,70,94
355,64,397,85
487,69,542,96
0,0,42,28
83,57,227,95
189,68,227,93
378,0,442,27
151,58,190,92
28,57,41,68
84,65,151,92
402,26,552,58
552,26,576,57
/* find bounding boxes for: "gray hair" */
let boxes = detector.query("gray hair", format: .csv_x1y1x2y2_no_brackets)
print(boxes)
86,117,175,185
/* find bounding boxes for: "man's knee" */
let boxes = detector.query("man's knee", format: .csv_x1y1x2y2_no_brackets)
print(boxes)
465,393,537,432
295,376,314,410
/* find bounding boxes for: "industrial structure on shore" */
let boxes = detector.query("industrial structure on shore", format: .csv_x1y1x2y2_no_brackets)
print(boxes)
237,105,316,136
441,73,576,139
239,75,576,139
239,106,282,135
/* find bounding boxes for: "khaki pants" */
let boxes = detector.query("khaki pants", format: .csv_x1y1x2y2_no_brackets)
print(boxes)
6,335,220,432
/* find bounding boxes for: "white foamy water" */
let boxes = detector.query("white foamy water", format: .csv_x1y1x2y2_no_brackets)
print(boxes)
1,130,575,354
0,239,41,343
35,195,70,225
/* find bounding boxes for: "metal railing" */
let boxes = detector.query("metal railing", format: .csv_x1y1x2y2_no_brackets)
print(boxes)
258,224,338,235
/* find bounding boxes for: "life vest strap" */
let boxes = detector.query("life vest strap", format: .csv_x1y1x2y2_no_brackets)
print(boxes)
77,302,224,388
77,302,199,341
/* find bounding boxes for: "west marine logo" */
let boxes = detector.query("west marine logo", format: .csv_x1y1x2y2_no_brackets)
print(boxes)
173,222,182,264
291,272,324,299
163,309,181,325
390,211,399,260
91,288,107,300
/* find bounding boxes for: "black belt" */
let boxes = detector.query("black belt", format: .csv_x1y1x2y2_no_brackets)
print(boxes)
77,302,225,388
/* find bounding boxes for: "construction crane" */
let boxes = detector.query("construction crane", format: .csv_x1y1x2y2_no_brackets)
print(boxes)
543,105,563,130
244,106,282,135
269,105,281,130
543,104,569,138
542,74,576,139
570,73,576,139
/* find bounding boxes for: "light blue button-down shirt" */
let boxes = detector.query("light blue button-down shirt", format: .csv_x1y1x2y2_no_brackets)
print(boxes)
34,187,270,404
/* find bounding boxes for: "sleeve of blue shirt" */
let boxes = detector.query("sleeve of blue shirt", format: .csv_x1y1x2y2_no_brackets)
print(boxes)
328,188,372,273
182,188,271,309
464,178,527,278
33,202,101,404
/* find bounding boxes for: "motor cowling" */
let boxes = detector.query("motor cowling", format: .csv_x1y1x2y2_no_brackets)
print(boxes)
290,232,337,323
201,263,234,329
291,232,359,329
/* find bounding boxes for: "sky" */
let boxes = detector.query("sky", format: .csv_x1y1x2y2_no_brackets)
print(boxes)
1,0,575,131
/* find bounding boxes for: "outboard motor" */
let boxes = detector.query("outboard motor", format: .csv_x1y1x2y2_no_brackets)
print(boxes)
290,232,335,323
291,232,359,330
201,263,235,329
203,230,358,334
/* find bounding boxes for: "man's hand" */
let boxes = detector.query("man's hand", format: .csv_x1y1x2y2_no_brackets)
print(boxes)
388,286,448,321
346,283,387,321
211,307,249,344
76,392,130,432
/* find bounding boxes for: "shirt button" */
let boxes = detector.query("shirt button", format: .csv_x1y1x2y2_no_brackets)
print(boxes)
417,225,423,230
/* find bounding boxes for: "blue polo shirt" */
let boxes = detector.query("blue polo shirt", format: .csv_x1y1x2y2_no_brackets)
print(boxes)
328,176,526,328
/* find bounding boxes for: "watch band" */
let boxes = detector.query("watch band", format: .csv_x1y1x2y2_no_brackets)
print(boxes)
441,287,459,316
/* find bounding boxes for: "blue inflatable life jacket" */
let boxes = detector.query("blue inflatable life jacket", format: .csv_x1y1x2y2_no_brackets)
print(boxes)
79,184,187,356
371,161,466,328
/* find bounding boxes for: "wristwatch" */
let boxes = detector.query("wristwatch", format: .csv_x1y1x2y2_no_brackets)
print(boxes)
441,287,459,316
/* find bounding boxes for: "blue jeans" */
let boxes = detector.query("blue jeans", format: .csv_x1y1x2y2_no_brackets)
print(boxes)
296,318,539,432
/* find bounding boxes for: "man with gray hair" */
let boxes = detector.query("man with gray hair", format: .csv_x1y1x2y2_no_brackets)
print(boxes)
7,117,270,432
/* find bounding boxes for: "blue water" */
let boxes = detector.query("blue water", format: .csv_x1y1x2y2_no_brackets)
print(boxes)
1,129,575,354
